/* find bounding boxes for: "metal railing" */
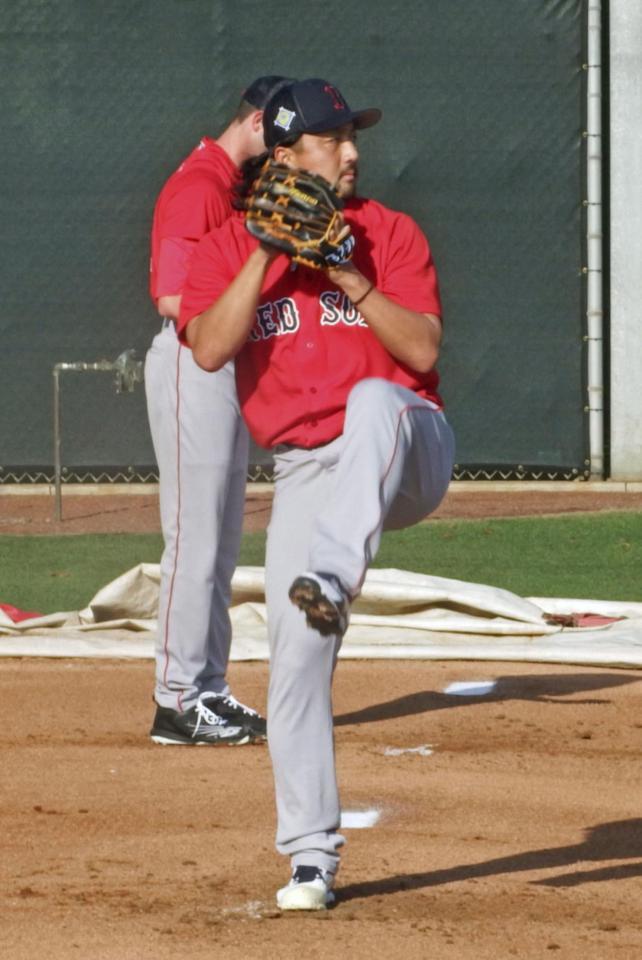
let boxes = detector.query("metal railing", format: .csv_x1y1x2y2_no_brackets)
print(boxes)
52,350,144,520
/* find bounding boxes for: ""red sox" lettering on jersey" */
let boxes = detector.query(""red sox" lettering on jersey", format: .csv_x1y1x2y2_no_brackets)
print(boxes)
250,292,367,342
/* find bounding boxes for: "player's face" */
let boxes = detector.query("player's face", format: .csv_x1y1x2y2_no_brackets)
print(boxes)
291,124,359,197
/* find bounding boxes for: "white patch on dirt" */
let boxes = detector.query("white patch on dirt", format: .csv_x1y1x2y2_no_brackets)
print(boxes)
340,809,381,829
444,680,497,696
221,900,270,920
383,744,434,757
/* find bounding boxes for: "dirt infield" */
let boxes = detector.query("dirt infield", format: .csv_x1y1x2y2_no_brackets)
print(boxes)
3,488,642,957
3,484,642,535
2,658,642,959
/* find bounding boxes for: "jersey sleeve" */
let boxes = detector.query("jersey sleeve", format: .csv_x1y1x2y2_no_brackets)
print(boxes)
176,227,237,342
381,212,442,318
158,175,231,241
154,237,198,298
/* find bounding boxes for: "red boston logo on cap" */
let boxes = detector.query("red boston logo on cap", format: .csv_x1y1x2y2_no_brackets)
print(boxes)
324,85,345,111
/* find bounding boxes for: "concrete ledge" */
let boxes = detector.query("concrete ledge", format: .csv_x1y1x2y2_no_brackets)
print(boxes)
2,480,642,496
447,481,642,493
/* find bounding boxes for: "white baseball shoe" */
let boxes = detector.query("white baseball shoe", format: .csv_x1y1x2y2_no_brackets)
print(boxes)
276,865,336,911
288,571,350,636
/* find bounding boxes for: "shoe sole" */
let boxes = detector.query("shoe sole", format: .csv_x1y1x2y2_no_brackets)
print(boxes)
150,732,255,746
288,577,344,636
277,887,335,911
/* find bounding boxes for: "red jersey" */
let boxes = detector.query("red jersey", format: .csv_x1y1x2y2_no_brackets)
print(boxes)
149,137,239,303
178,198,443,448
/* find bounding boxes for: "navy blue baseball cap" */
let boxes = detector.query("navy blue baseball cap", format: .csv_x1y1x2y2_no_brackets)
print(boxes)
242,75,294,109
263,78,382,148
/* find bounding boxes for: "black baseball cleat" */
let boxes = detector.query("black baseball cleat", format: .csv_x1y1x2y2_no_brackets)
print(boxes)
288,571,350,636
276,865,336,911
198,692,267,740
150,694,261,745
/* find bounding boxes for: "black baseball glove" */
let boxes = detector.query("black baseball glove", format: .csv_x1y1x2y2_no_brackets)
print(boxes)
241,159,355,270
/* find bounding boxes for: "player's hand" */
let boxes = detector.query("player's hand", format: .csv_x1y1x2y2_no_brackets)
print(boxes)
258,240,282,261
320,213,355,269
326,261,370,301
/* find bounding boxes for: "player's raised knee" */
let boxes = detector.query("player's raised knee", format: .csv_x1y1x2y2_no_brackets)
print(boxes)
347,376,396,409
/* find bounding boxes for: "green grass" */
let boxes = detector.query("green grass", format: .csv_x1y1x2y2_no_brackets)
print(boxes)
0,532,264,615
1,534,164,615
2,511,641,615
378,512,642,600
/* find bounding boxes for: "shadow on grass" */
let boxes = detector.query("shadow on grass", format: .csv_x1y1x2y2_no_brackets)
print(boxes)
337,819,642,903
333,671,640,727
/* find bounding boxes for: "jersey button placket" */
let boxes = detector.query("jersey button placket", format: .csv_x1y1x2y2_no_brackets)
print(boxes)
303,342,318,441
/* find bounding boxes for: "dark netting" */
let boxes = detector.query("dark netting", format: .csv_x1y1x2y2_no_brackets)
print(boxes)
1,0,587,481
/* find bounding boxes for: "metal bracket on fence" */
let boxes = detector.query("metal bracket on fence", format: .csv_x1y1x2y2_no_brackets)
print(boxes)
52,349,144,521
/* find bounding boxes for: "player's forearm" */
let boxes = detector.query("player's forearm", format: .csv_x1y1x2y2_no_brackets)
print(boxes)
186,247,274,371
328,266,441,374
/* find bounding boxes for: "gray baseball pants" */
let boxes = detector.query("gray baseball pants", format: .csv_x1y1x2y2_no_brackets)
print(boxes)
265,377,455,876
145,322,249,711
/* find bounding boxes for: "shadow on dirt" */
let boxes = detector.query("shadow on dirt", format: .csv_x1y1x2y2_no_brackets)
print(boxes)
337,819,642,902
333,672,640,726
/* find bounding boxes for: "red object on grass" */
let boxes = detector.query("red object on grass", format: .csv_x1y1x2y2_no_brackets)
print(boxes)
545,612,625,628
0,603,42,623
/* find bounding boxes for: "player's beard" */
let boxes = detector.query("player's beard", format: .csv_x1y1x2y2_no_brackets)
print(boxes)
336,165,358,198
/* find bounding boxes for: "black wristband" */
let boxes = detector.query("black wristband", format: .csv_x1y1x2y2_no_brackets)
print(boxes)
352,282,374,308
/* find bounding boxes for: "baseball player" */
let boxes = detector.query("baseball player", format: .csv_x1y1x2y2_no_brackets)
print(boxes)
146,76,291,747
178,79,455,905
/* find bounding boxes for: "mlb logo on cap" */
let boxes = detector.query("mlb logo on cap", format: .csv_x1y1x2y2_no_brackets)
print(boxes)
274,107,297,133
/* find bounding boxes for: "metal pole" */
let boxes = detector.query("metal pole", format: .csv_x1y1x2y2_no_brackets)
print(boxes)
53,366,63,521
586,0,604,477
608,1,642,479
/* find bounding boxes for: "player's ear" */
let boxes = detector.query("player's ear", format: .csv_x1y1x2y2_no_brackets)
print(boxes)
251,110,263,132
274,144,295,167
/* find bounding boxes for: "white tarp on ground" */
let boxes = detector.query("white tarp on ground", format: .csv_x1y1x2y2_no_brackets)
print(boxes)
1,564,642,668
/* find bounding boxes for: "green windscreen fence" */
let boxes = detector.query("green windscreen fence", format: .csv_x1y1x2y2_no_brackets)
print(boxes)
1,0,587,482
